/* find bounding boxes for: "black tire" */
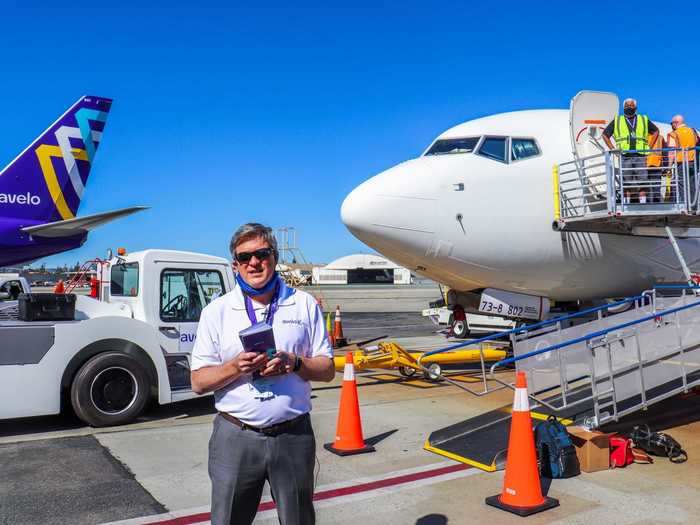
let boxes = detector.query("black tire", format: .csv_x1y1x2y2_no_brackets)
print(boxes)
398,365,416,377
452,318,470,339
423,363,443,382
70,352,150,427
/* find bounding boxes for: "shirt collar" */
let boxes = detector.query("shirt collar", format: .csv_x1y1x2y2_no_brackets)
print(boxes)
226,277,296,311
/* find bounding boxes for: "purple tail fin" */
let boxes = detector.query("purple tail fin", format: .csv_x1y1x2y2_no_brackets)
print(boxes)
0,95,112,224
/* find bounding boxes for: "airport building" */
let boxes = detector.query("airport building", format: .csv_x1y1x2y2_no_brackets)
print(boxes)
312,254,412,285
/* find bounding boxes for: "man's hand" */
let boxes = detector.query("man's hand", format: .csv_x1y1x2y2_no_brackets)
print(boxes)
260,350,294,377
235,351,268,375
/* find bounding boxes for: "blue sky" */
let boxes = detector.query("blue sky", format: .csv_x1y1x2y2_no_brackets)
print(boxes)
2,2,698,267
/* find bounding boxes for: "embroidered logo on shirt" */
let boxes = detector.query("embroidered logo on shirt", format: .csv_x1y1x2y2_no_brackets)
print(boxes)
282,319,303,325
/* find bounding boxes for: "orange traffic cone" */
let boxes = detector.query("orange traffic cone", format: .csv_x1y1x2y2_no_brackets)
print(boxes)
485,372,559,516
326,312,335,347
324,352,375,456
53,280,65,294
333,305,347,347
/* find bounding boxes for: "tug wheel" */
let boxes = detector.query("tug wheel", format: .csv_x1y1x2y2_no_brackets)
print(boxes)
452,318,469,339
70,352,150,427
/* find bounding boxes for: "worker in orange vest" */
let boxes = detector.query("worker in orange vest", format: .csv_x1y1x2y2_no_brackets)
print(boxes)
668,115,700,205
646,133,665,202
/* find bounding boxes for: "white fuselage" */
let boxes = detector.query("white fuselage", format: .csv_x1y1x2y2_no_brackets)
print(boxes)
341,109,699,301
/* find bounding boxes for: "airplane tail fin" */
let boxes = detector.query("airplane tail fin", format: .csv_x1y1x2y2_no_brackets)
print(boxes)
0,95,112,224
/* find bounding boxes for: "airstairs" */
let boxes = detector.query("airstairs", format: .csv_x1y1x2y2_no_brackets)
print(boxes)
424,143,700,472
424,286,700,471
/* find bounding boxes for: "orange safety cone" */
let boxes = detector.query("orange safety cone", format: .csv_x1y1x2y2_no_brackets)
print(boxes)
485,372,559,517
333,305,347,347
324,352,375,456
53,280,65,294
326,312,335,347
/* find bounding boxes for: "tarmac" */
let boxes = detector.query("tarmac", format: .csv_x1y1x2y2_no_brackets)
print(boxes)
2,312,700,524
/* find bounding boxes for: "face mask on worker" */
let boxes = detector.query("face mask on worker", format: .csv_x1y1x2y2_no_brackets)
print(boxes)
624,107,636,117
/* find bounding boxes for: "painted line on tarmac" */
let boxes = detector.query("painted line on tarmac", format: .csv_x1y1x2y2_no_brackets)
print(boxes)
103,460,478,525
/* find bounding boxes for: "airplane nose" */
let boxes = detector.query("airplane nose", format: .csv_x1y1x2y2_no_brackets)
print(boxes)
340,181,374,236
341,162,437,259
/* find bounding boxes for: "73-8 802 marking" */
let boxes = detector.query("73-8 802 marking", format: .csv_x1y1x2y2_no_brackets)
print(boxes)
480,301,523,317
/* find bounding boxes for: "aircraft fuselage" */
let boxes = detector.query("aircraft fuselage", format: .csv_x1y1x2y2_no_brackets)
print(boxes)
342,109,699,301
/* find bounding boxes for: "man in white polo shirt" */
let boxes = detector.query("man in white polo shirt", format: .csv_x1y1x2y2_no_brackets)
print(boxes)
191,223,335,525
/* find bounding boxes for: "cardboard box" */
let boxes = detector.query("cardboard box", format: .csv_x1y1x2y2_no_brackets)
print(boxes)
567,426,611,472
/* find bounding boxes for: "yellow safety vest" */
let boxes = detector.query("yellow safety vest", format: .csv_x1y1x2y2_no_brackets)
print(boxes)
613,114,650,154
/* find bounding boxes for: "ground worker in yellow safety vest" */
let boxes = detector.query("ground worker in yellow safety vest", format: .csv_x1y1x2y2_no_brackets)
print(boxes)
603,98,659,204
668,114,700,204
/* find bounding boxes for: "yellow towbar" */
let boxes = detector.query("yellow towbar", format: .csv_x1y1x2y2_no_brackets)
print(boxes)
333,341,507,381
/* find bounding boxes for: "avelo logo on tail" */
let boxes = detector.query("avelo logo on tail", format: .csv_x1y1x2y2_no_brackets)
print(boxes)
0,192,41,205
0,95,147,268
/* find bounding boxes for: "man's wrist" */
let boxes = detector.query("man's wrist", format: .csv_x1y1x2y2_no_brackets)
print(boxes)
293,355,303,373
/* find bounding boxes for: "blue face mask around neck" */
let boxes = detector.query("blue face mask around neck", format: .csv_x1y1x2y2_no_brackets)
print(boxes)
236,271,279,296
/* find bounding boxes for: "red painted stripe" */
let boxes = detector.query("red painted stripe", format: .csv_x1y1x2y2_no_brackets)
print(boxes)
584,119,606,124
145,463,469,525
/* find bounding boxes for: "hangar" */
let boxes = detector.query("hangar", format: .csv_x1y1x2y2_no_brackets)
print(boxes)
312,254,411,285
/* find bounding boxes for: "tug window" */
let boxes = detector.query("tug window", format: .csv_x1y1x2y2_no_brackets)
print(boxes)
477,137,507,162
111,263,139,296
425,137,480,156
511,138,540,161
160,269,225,322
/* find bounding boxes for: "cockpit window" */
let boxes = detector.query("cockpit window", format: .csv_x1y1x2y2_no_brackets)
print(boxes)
511,138,540,161
477,137,507,162
425,137,480,156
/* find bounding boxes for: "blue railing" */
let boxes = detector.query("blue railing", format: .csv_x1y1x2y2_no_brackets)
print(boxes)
418,292,652,364
489,293,700,376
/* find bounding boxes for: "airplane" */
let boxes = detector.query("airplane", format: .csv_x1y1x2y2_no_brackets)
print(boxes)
341,91,700,326
0,95,146,267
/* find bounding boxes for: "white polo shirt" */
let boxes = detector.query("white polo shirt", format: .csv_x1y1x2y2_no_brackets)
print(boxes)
191,278,333,427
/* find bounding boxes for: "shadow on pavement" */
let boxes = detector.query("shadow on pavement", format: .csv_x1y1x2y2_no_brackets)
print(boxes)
416,514,448,525
0,396,216,439
364,428,398,447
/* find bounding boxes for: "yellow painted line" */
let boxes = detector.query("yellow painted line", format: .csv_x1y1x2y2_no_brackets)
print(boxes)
530,411,573,426
364,374,398,381
423,440,496,472
402,380,439,389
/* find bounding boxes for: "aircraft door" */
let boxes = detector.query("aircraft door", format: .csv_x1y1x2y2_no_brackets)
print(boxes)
569,91,619,196
570,90,619,158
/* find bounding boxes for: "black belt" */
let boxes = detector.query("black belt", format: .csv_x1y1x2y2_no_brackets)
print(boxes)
218,412,308,436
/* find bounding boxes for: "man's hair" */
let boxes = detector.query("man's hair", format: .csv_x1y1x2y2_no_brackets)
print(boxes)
229,223,279,261
623,98,637,107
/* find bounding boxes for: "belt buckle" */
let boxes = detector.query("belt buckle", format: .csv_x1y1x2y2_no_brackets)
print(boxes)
261,424,279,436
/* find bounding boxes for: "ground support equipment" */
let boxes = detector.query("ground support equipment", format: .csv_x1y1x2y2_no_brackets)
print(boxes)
333,341,507,382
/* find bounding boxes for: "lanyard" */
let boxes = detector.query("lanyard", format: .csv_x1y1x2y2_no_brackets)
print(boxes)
243,281,280,327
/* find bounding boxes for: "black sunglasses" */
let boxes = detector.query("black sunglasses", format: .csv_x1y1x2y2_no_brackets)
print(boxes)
235,247,273,263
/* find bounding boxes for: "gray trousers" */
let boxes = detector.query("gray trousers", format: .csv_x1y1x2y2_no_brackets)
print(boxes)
208,413,316,525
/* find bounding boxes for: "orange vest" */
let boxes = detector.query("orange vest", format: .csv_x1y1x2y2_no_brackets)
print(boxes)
647,134,663,167
668,125,698,163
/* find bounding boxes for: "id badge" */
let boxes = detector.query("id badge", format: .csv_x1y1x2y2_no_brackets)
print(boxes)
250,377,275,400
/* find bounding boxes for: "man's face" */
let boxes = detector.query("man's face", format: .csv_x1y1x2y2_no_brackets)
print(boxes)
233,235,276,289
672,117,682,130
624,101,637,115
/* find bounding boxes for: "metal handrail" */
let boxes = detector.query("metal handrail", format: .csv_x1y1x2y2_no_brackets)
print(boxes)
417,292,651,365
489,295,700,378
557,146,699,221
